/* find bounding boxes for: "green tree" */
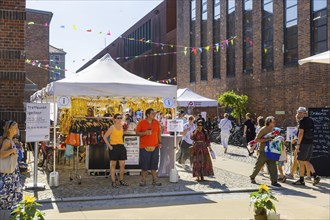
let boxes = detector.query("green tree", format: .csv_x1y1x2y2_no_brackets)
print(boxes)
217,91,248,122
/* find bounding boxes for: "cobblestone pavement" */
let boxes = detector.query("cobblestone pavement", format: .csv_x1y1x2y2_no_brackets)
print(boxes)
22,147,258,202
211,143,257,165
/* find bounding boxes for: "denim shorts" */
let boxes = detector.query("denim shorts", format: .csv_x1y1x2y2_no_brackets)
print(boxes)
277,161,285,166
139,147,159,171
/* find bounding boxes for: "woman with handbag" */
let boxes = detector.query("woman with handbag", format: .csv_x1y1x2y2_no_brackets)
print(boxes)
0,120,23,211
191,120,214,182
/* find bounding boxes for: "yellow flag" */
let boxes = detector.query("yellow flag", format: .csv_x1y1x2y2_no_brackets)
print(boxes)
73,25,78,30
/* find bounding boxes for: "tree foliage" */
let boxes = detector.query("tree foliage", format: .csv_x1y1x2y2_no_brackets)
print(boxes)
217,91,248,119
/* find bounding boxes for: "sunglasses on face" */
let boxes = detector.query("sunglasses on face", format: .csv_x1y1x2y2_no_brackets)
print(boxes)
116,117,123,120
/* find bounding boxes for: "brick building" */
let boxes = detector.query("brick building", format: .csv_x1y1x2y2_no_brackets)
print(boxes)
49,45,66,82
177,0,330,126
0,0,26,130
25,8,53,101
77,0,177,82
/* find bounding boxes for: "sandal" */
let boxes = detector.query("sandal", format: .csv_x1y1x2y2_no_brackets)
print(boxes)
119,180,129,186
152,181,162,186
112,182,119,188
139,181,147,187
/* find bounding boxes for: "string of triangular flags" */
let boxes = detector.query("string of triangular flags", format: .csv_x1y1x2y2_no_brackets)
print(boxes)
26,21,111,37
25,59,177,84
119,35,238,53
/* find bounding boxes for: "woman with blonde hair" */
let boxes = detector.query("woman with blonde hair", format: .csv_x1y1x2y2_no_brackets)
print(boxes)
0,120,23,211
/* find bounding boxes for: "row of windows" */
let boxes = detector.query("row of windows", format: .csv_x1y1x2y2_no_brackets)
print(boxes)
201,0,208,81
213,0,221,79
189,0,328,82
124,19,152,59
190,0,196,82
243,0,253,73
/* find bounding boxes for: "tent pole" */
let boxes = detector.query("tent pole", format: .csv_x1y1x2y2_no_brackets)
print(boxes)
53,95,56,173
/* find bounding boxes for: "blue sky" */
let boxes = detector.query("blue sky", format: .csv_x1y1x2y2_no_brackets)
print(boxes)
26,0,162,77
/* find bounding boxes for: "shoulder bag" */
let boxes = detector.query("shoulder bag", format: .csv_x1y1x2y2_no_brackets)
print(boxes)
0,139,18,174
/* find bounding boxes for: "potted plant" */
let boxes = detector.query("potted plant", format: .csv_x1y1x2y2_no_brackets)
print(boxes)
250,184,278,220
11,195,45,220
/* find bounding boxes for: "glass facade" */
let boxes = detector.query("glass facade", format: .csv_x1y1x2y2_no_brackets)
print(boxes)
284,0,298,64
243,0,253,73
227,0,236,76
262,0,273,70
124,19,152,60
190,0,196,82
213,0,221,78
311,0,328,55
201,0,208,80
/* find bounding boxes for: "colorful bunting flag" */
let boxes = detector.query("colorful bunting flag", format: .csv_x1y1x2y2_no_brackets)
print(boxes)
73,25,78,30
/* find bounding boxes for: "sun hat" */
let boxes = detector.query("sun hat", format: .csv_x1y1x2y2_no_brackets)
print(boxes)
296,107,307,113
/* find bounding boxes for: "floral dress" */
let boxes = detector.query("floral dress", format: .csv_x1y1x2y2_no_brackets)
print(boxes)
191,130,214,177
0,141,23,210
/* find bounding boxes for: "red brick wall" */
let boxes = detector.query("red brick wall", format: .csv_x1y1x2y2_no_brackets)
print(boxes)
177,0,330,126
0,0,26,129
25,9,52,101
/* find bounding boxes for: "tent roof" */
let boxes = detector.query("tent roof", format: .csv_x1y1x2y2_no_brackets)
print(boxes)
177,88,218,107
46,54,176,98
298,50,330,65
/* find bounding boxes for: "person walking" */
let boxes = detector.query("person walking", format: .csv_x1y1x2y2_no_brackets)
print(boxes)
0,120,23,212
286,113,311,180
177,116,196,169
255,116,266,172
243,113,256,145
136,108,162,186
293,107,320,186
219,113,233,153
191,120,214,182
250,116,282,187
103,114,129,188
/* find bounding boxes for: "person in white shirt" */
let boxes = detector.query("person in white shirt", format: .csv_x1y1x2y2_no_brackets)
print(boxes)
219,113,233,153
177,116,196,168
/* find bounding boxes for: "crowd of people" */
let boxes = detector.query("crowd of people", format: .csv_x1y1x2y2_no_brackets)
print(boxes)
0,106,322,214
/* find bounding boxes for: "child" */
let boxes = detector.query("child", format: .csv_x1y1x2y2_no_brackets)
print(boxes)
278,142,287,183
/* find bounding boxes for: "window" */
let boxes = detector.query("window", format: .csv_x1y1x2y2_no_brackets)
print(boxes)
311,0,328,55
54,55,60,65
227,0,235,76
124,20,152,60
201,0,208,80
262,0,273,70
190,0,196,82
284,0,298,64
243,0,253,73
213,0,221,78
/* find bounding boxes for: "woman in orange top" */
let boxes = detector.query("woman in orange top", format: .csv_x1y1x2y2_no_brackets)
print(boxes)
103,114,128,188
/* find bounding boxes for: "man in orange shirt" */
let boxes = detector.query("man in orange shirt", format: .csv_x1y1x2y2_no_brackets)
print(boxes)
136,108,162,186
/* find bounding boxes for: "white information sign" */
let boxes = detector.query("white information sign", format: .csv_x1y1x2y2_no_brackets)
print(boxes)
124,136,140,165
201,112,207,120
167,120,184,132
26,103,50,142
162,97,176,108
57,96,71,108
286,127,298,142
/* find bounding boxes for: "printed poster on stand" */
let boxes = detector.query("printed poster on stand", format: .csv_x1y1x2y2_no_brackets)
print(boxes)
25,103,50,142
124,136,140,165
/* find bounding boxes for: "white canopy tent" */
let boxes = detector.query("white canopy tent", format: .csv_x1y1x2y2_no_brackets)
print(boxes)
298,50,330,65
30,54,178,183
177,88,218,107
31,54,176,100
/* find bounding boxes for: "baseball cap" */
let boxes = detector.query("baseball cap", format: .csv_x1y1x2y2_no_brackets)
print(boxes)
296,107,307,113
